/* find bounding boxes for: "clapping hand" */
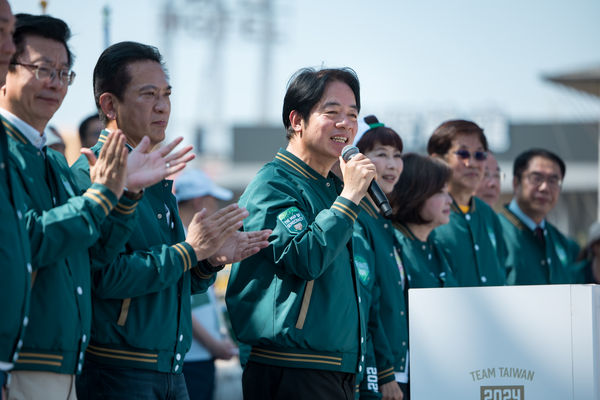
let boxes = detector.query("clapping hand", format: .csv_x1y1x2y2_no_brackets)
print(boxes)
83,130,128,199
126,135,195,192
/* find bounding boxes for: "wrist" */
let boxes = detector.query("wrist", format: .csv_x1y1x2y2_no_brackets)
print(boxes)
340,190,363,206
123,189,144,200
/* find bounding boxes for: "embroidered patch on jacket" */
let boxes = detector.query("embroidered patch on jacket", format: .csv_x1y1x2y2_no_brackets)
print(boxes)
277,207,307,234
355,255,371,285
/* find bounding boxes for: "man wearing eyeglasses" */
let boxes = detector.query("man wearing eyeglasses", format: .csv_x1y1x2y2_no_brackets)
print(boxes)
499,149,581,284
0,14,194,400
428,120,509,287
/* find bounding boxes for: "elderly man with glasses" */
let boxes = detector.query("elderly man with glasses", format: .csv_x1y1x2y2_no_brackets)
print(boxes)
427,120,509,287
0,14,193,400
499,149,582,285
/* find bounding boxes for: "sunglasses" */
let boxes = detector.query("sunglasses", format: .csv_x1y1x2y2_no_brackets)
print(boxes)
454,149,487,161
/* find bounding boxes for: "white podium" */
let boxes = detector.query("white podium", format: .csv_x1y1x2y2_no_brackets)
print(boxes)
409,285,600,400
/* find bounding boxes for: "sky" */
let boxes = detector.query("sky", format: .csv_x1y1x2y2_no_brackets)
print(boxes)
12,0,600,155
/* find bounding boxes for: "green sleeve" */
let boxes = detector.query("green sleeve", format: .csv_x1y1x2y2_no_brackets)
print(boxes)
21,181,117,270
90,241,198,299
70,155,140,270
190,263,218,294
244,179,359,281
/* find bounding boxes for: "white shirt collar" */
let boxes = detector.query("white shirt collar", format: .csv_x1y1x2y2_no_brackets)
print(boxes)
508,198,545,231
0,108,46,150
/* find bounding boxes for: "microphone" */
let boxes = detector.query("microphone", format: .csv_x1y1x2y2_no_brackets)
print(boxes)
341,145,393,218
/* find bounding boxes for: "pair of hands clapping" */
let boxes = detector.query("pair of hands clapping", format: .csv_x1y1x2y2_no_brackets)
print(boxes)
185,204,271,266
83,129,194,198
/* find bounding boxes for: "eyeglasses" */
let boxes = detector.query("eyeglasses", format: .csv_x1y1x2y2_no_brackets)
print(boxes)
523,172,562,189
454,149,487,161
12,62,76,86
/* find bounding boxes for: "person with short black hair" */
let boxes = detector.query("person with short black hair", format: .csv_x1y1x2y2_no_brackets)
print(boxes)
78,113,103,148
1,13,130,400
388,153,458,399
226,67,376,399
71,41,271,400
427,120,508,286
499,148,581,284
1,16,194,399
391,153,457,288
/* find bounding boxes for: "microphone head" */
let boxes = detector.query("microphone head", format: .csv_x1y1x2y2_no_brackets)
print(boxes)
341,145,360,162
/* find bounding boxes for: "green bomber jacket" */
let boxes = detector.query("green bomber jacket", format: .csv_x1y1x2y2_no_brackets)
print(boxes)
225,149,365,374
70,131,216,374
4,116,137,375
499,206,582,285
432,196,509,287
394,223,458,289
354,200,401,387
0,123,31,365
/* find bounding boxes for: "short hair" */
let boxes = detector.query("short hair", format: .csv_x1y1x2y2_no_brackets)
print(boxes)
10,14,73,70
78,113,101,142
390,153,452,225
427,119,488,156
513,148,566,180
356,115,403,154
282,67,360,140
93,41,165,124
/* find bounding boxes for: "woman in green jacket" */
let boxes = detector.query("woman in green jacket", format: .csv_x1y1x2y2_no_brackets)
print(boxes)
352,115,407,400
390,153,458,289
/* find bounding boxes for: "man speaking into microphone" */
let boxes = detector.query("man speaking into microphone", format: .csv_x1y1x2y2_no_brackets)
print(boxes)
226,67,376,399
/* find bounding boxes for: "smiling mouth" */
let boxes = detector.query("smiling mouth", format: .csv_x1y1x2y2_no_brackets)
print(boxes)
331,136,347,143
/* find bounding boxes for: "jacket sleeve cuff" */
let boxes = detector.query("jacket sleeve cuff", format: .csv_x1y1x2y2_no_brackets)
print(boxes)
82,183,118,216
193,260,225,279
331,196,361,223
113,193,140,216
172,242,198,273
377,366,396,385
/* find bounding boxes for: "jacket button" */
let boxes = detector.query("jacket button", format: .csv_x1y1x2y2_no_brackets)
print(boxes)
465,214,471,221
474,244,479,251
77,286,83,295
179,334,184,342
157,213,163,219
176,353,181,361
481,276,487,283
174,365,180,372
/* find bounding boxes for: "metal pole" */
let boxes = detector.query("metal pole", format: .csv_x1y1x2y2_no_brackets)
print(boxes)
102,5,111,49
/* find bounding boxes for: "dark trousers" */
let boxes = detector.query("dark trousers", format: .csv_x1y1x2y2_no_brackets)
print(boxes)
399,382,410,400
242,360,355,400
183,360,215,400
76,359,189,400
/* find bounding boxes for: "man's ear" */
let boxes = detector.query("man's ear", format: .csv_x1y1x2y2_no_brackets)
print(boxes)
513,175,519,192
289,110,303,137
98,93,117,121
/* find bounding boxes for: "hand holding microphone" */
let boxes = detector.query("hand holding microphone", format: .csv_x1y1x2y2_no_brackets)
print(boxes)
341,145,393,218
